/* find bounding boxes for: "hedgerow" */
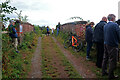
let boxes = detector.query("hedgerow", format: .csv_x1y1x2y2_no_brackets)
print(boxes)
2,26,41,78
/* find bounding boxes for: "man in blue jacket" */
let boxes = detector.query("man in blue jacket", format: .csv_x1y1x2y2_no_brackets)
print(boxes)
93,17,107,68
102,14,120,79
85,22,94,60
8,20,19,53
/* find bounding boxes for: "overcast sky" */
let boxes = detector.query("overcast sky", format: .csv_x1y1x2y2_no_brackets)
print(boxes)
1,0,120,28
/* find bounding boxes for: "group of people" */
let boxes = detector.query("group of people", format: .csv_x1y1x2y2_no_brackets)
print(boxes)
85,14,120,79
8,20,23,53
46,26,60,36
46,26,55,36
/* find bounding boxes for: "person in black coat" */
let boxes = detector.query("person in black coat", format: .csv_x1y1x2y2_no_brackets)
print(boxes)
93,17,107,68
116,19,120,26
85,22,94,60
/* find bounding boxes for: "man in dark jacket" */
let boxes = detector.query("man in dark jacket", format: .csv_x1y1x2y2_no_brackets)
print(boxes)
85,22,94,60
93,17,107,68
102,14,120,79
46,26,49,36
8,20,19,53
116,19,120,26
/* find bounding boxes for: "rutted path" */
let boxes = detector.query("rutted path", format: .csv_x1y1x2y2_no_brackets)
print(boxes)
27,36,97,78
28,37,42,78
41,36,81,78
52,37,97,78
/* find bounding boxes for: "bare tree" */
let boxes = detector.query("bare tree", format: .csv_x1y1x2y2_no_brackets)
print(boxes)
22,15,28,22
70,16,83,21
15,10,22,21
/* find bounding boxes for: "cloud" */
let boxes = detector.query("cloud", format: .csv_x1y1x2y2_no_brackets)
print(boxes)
5,14,17,19
5,0,120,29
10,0,51,11
10,1,29,11
30,2,50,11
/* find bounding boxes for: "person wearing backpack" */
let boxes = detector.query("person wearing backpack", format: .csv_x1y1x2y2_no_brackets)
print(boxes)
8,20,19,53
8,20,14,39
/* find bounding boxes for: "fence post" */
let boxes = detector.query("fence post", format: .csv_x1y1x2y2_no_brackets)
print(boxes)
0,3,2,80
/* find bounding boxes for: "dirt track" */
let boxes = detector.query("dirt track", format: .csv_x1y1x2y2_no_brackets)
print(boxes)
28,37,42,78
52,37,96,78
28,36,97,78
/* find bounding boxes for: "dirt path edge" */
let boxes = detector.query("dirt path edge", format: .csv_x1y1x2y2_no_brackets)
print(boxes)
28,37,42,78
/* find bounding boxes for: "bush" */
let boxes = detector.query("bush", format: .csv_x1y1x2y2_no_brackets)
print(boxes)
34,26,42,35
42,27,47,34
19,32,36,50
2,34,12,53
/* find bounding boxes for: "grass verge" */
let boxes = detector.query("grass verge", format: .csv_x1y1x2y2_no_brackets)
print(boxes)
2,31,40,78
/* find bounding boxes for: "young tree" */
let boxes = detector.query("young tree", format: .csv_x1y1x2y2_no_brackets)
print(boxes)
15,10,28,22
0,0,17,31
15,10,22,21
0,0,17,22
0,1,17,78
22,15,28,22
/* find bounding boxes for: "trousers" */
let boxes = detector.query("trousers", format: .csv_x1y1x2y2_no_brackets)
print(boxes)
96,42,104,68
102,44,118,78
